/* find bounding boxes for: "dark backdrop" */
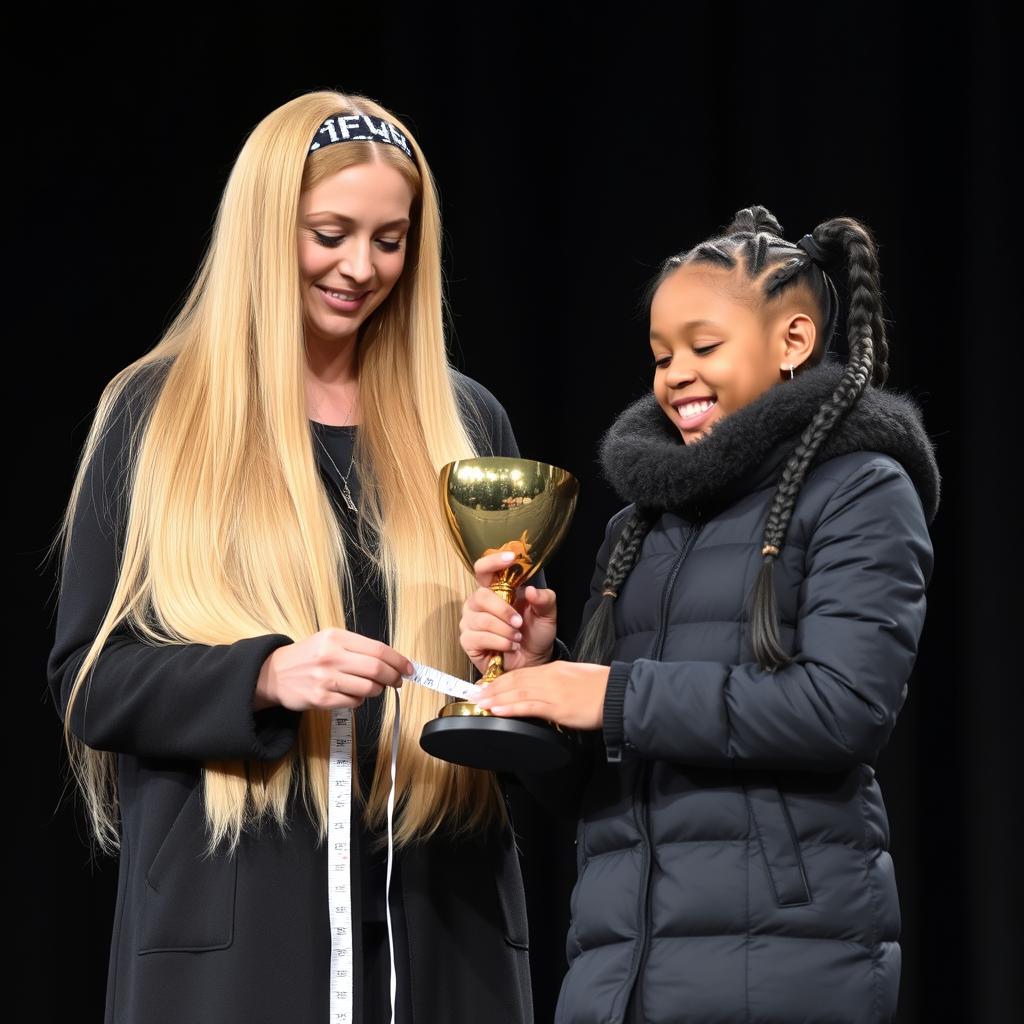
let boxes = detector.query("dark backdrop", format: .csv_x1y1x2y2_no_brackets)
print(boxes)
20,5,1013,1022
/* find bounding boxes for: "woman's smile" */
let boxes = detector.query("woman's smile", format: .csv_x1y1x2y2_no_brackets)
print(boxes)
316,284,372,312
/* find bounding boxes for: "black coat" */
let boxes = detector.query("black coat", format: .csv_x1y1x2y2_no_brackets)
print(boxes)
554,362,940,1024
47,360,535,1024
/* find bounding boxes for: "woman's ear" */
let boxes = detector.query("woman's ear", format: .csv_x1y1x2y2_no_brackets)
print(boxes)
782,313,818,370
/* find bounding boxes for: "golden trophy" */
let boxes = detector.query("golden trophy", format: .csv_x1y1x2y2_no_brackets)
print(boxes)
419,457,579,772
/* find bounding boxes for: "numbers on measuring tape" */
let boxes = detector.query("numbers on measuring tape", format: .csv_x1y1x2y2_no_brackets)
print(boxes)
328,706,354,1024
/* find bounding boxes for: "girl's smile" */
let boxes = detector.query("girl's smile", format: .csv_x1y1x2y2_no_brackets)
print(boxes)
671,396,719,432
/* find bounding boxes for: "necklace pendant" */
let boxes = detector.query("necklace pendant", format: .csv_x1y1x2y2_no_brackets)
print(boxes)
341,485,358,513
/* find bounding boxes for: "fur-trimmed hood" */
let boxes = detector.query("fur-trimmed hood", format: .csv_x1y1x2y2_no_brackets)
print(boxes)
599,359,940,524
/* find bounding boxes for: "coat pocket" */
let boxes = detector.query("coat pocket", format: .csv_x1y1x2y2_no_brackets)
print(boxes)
743,780,812,907
138,786,238,953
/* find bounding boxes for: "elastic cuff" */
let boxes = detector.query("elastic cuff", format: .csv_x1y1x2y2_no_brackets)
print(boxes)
602,660,632,762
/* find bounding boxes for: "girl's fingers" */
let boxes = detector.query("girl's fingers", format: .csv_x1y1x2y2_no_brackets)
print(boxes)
464,609,522,641
473,550,518,586
463,630,521,653
474,674,529,704
464,590,524,630
476,689,551,716
480,587,524,624
523,586,557,615
481,701,546,717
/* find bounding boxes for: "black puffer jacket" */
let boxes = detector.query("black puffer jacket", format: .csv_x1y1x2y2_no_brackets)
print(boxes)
555,362,939,1024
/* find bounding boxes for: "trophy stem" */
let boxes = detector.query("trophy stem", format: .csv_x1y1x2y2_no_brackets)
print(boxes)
481,573,518,684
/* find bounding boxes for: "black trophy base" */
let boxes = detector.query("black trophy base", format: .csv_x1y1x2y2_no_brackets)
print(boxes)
420,715,573,772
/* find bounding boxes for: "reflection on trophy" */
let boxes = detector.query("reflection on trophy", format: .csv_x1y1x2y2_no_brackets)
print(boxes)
419,457,579,772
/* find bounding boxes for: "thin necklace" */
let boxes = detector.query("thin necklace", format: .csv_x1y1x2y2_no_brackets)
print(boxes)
316,432,358,514
311,385,359,514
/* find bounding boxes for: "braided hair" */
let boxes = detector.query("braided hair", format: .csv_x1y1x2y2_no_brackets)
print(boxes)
575,205,889,671
574,505,657,664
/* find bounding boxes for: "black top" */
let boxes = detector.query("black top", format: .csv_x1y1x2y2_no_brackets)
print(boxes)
308,420,392,923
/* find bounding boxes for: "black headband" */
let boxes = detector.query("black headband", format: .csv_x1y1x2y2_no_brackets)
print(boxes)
795,234,841,356
307,112,415,162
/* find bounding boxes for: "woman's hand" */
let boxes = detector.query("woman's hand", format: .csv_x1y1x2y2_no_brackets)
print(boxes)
459,551,558,675
254,628,413,712
474,661,611,730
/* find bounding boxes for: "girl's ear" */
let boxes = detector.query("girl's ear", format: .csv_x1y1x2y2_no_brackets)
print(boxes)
781,313,818,370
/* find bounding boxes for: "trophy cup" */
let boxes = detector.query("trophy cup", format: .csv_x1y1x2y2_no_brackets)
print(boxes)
419,457,579,772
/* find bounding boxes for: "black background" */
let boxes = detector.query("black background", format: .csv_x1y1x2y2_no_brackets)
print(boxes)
20,4,1014,1022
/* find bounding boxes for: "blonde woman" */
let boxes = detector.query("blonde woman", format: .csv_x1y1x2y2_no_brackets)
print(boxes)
47,91,541,1024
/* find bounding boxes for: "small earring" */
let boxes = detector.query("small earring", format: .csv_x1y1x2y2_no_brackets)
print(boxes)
781,364,795,381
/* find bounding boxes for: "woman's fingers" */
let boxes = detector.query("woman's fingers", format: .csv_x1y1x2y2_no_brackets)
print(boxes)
334,649,407,687
325,628,413,679
327,673,386,701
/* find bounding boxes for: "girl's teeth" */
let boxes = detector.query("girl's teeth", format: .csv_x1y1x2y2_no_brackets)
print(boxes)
680,400,715,418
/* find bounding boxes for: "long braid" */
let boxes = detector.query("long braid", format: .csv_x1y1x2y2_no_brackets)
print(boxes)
751,215,886,668
573,507,656,665
811,218,890,385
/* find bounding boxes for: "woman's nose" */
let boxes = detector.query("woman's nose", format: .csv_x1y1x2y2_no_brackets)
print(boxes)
338,240,374,284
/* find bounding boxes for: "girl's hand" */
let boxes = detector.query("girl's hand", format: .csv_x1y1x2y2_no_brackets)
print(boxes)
459,551,558,674
254,628,413,712
474,661,610,730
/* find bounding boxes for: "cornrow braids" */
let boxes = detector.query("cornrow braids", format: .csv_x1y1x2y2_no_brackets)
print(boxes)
638,205,891,671
573,506,657,665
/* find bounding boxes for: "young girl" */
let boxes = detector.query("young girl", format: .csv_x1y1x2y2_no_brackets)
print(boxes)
47,91,534,1024
460,206,939,1023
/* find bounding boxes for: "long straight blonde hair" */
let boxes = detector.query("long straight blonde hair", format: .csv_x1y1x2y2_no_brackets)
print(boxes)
54,90,503,857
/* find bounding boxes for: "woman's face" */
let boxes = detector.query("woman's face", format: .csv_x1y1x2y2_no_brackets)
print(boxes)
649,264,811,444
297,160,414,349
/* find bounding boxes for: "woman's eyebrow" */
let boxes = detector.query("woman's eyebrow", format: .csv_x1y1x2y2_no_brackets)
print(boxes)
305,212,410,229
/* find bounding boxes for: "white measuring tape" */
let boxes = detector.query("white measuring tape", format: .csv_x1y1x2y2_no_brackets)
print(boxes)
328,662,481,1023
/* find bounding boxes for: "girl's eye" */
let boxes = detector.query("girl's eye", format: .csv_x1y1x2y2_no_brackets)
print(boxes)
653,356,672,370
694,343,722,356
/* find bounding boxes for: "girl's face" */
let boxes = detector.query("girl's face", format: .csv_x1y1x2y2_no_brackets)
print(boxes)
297,161,414,349
649,264,814,444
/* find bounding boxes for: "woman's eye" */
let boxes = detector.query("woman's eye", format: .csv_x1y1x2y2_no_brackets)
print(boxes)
313,231,403,253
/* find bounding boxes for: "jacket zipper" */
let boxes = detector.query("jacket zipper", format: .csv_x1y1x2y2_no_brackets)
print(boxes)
623,522,702,1022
